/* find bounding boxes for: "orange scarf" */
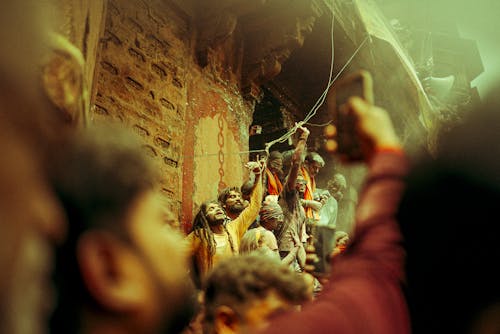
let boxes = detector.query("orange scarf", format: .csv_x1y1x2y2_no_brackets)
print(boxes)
265,168,283,195
300,166,319,220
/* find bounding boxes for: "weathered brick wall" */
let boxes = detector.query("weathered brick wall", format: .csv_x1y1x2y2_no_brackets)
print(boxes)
90,0,254,227
90,0,190,221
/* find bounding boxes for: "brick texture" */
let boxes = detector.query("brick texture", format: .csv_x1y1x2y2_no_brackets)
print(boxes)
90,0,254,227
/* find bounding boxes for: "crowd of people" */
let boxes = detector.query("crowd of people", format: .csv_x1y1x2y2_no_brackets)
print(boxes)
1,2,499,334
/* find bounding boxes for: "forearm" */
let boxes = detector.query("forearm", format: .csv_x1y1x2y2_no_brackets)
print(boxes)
235,173,263,234
300,199,322,212
281,246,299,266
336,150,409,280
287,133,308,190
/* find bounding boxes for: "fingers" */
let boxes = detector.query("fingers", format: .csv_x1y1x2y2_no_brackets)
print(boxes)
347,96,370,115
346,96,401,151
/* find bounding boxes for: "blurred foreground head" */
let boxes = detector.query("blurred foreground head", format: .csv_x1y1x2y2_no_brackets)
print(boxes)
49,125,195,334
203,251,310,334
0,1,66,333
398,84,500,334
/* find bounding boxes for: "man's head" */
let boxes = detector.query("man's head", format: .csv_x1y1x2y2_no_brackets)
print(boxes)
195,201,227,226
304,152,325,179
267,150,284,176
203,252,310,334
50,125,194,333
295,174,308,194
240,229,279,259
327,173,347,201
218,187,245,218
259,201,284,231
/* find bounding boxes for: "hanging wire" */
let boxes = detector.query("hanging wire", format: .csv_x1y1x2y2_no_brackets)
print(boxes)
262,3,337,155
262,34,369,154
302,5,337,123
185,2,369,161
189,34,368,160
192,149,266,158
305,120,333,127
303,34,369,124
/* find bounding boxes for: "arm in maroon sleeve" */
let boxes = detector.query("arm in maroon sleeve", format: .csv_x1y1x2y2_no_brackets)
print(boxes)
260,151,410,334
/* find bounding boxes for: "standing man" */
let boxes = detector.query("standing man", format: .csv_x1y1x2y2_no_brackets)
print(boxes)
274,125,311,271
300,152,325,220
218,187,246,220
327,173,347,203
327,172,357,233
264,150,284,197
188,161,263,285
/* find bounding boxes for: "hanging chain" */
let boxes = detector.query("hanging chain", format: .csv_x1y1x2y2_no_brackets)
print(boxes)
217,112,226,190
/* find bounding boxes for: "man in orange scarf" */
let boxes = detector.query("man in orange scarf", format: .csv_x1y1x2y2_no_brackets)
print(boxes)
300,152,325,221
264,150,284,197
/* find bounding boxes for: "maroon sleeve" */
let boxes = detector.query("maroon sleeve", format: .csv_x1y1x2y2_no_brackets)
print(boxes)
261,152,411,334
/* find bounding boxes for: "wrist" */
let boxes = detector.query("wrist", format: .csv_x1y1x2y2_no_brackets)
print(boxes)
375,145,405,155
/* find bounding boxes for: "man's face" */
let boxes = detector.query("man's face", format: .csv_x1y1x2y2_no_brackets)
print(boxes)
329,175,347,201
306,161,322,178
205,202,226,224
126,191,195,332
223,191,245,214
262,215,284,232
295,177,307,194
268,158,283,176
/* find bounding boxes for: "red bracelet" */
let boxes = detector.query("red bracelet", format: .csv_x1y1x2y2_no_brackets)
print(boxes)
375,146,405,155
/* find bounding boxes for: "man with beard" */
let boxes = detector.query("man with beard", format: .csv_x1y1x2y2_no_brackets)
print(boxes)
218,186,247,220
263,150,284,197
188,162,263,286
49,126,196,334
300,152,325,221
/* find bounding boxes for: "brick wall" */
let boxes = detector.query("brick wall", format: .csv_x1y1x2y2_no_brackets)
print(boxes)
90,0,254,227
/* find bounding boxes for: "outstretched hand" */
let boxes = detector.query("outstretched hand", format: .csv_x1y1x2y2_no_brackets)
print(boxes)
296,123,310,139
245,158,265,175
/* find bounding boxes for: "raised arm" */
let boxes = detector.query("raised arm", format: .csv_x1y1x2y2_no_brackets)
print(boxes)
286,124,310,191
261,97,410,334
234,161,264,237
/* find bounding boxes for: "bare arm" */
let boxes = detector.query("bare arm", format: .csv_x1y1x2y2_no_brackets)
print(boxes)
234,162,264,238
281,244,299,266
286,125,310,190
261,98,410,334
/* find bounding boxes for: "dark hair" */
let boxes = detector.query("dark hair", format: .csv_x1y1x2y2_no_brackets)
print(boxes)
304,151,325,167
217,186,241,204
269,150,283,161
203,251,310,333
190,201,236,284
240,181,254,197
49,125,157,333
